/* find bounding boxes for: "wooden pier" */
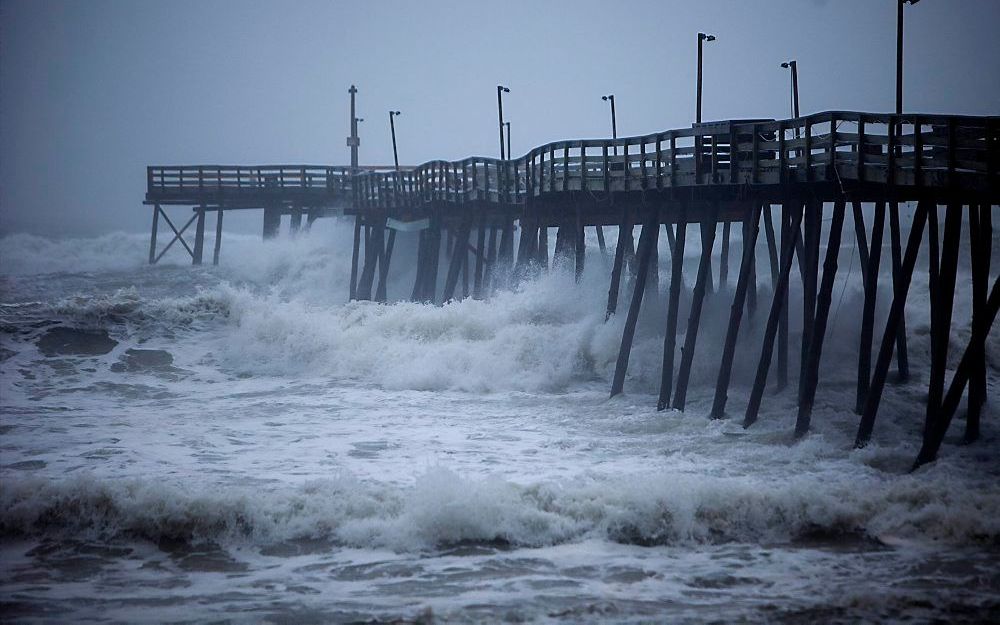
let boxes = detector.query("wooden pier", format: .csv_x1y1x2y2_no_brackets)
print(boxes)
144,110,998,468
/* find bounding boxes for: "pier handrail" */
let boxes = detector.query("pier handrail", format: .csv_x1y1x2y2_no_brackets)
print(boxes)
146,111,997,208
351,111,997,208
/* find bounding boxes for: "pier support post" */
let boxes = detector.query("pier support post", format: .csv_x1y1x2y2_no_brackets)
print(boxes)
289,208,303,234
610,210,657,397
966,203,991,442
672,204,720,411
443,221,471,301
795,200,846,436
263,207,282,240
357,220,384,301
720,222,731,289
657,206,687,410
855,201,886,414
148,204,160,265
213,208,223,266
855,201,929,447
350,215,362,301
711,202,761,419
924,205,961,436
375,229,397,303
744,202,804,428
537,225,549,269
474,216,487,299
575,207,586,281
606,204,633,319
799,200,822,404
192,207,206,265
888,202,910,381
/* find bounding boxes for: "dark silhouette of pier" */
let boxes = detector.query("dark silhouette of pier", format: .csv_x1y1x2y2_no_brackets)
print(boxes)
144,108,998,470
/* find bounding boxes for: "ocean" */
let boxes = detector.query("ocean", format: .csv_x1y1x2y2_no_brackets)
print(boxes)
1,217,998,623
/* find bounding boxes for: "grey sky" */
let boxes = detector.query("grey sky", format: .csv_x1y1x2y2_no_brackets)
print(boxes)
2,0,998,236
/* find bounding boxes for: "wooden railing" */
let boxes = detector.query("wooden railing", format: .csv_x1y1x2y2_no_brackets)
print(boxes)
146,112,997,208
354,111,997,208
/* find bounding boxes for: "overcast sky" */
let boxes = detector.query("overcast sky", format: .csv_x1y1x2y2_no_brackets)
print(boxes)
2,0,998,236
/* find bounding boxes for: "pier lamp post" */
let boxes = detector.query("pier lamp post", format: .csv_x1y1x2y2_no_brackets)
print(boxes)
896,0,919,115
780,61,800,118
497,85,510,160
602,94,618,155
696,33,716,124
389,111,401,171
504,121,511,160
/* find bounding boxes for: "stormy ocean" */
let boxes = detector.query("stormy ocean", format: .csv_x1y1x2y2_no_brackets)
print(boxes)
1,218,998,623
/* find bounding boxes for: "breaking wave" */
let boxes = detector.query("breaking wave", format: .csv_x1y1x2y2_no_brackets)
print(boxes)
3,465,998,550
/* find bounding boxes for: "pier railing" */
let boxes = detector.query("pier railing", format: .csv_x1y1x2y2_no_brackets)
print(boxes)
353,111,997,209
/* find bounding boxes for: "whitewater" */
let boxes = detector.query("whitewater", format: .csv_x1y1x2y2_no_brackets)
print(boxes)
1,216,998,623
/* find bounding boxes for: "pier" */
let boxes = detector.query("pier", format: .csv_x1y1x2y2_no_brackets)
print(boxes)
144,107,998,469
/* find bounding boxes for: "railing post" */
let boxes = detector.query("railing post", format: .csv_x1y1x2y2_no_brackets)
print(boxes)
670,132,677,188
857,115,866,182
562,146,569,193
914,117,923,187
804,119,813,181
640,140,648,189
603,144,610,192
887,115,897,187
655,137,663,191
778,121,787,184
828,113,837,180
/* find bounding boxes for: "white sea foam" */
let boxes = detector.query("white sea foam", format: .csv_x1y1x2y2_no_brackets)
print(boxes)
3,463,998,550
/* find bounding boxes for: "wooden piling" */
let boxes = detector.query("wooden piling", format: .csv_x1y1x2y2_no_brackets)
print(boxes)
657,207,688,410
795,200,846,436
776,203,795,390
212,208,223,266
924,205,961,436
474,217,486,299
606,205,633,319
443,222,471,301
799,200,822,404
192,208,206,265
609,211,657,397
888,202,910,381
263,207,282,239
537,225,549,269
148,204,160,265
672,204,720,411
763,204,778,287
965,203,991,442
575,208,586,281
710,202,761,419
350,214,362,300
720,221,731,289
375,229,396,303
744,202,804,428
855,202,886,414
855,201,929,448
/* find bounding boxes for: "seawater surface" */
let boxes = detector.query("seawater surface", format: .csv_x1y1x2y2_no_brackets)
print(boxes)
1,220,998,623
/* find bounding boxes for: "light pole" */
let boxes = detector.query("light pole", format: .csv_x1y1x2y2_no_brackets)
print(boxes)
497,85,510,159
389,111,401,171
504,121,511,160
780,61,800,118
696,33,716,124
602,94,617,155
897,0,920,115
